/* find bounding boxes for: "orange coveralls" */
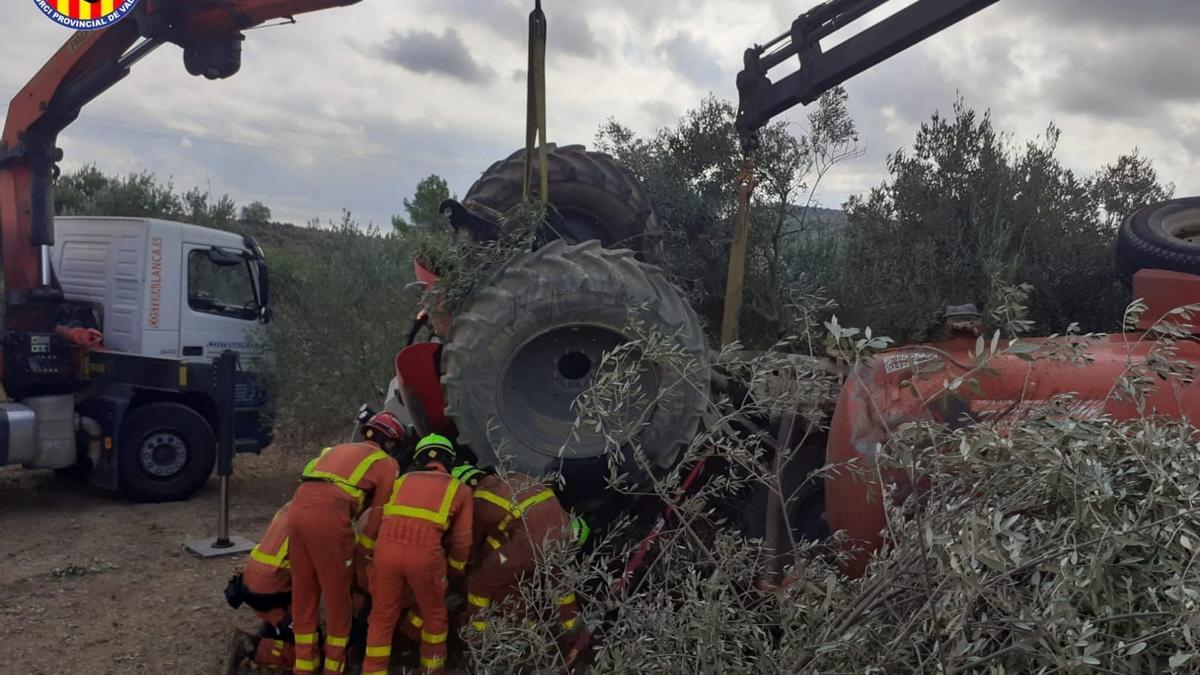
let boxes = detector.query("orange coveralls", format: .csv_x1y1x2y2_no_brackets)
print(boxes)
288,443,399,675
243,502,296,670
362,466,473,675
465,474,579,640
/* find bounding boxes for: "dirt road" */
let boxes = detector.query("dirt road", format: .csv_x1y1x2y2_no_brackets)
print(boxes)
0,450,304,674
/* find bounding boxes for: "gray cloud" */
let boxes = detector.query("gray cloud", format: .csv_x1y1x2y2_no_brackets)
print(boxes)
1035,26,1200,119
1013,0,1200,28
376,28,495,84
658,33,723,88
4,0,1197,232
550,7,605,59
430,0,605,59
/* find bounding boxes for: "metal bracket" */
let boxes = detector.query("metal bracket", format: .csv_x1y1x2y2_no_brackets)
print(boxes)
182,351,252,558
441,198,500,241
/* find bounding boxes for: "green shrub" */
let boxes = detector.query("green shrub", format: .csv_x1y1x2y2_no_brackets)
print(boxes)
263,211,417,445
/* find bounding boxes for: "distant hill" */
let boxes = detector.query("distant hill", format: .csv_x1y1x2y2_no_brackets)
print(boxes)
235,218,341,255
786,205,848,233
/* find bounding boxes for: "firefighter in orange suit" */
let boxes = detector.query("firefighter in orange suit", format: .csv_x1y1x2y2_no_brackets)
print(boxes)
361,434,473,675
288,412,409,675
453,465,582,650
225,504,384,673
224,501,297,671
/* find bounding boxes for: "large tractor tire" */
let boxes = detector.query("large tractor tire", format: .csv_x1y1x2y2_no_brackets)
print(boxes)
463,144,664,262
1116,197,1200,283
441,240,707,492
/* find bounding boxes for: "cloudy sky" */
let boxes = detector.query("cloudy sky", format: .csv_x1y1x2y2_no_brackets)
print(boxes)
1,0,1196,227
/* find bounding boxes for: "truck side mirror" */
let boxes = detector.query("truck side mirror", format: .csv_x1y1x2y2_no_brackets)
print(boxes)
256,261,271,324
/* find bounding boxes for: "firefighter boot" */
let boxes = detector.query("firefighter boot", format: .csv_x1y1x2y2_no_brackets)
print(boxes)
225,629,258,675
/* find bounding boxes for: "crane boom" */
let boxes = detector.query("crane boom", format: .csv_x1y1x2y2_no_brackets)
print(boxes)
735,0,1000,151
0,0,359,317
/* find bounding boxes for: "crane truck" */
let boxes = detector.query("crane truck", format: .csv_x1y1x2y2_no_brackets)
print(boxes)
0,1,365,500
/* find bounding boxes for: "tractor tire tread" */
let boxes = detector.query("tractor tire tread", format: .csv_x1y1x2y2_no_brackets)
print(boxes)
441,240,706,479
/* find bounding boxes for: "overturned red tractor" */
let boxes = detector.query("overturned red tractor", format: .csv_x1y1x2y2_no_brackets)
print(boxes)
375,0,1200,577
377,140,1200,575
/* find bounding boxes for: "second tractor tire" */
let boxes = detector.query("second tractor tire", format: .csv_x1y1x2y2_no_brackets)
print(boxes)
463,144,664,262
1115,197,1200,284
441,240,708,491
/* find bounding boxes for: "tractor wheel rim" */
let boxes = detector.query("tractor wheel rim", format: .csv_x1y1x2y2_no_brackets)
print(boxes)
500,323,658,460
1163,210,1200,244
139,431,188,478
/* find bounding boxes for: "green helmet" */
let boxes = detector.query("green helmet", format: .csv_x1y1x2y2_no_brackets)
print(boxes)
451,463,488,487
414,434,455,464
571,516,591,546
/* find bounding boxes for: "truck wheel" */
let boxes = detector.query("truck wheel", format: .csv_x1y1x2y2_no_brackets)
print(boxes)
464,144,664,262
441,240,707,491
118,402,216,502
1115,197,1200,283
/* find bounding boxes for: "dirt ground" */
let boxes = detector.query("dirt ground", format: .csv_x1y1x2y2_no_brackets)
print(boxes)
0,449,306,674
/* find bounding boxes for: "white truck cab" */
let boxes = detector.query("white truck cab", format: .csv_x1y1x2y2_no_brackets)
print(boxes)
0,217,272,502
53,217,268,364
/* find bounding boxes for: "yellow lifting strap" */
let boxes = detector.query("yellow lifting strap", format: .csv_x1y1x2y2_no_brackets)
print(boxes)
523,0,549,205
720,153,758,347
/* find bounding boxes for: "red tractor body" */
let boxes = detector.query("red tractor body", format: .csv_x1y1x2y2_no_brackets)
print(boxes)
826,269,1200,577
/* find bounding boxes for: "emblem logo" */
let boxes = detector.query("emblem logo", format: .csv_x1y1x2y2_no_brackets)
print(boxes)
34,0,140,31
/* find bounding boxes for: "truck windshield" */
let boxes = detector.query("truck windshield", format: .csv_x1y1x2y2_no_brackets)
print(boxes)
188,249,259,320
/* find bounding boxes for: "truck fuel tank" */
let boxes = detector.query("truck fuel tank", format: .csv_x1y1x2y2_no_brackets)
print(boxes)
0,402,37,467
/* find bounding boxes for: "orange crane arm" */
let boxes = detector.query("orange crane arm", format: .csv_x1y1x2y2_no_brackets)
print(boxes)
0,0,359,317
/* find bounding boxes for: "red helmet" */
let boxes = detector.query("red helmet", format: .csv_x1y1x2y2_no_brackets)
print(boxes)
362,411,408,445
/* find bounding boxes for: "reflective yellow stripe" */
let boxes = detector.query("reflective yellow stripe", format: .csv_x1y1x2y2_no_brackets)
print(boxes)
249,536,290,569
421,630,448,644
326,635,349,648
497,490,556,532
306,470,366,504
447,557,466,571
294,633,317,645
294,658,318,671
365,645,391,658
471,620,487,631
356,533,376,551
557,592,577,606
347,450,389,485
485,536,503,550
302,448,388,509
475,489,517,513
468,593,491,608
562,618,577,630
382,476,462,529
406,611,424,628
421,655,446,669
325,659,344,672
